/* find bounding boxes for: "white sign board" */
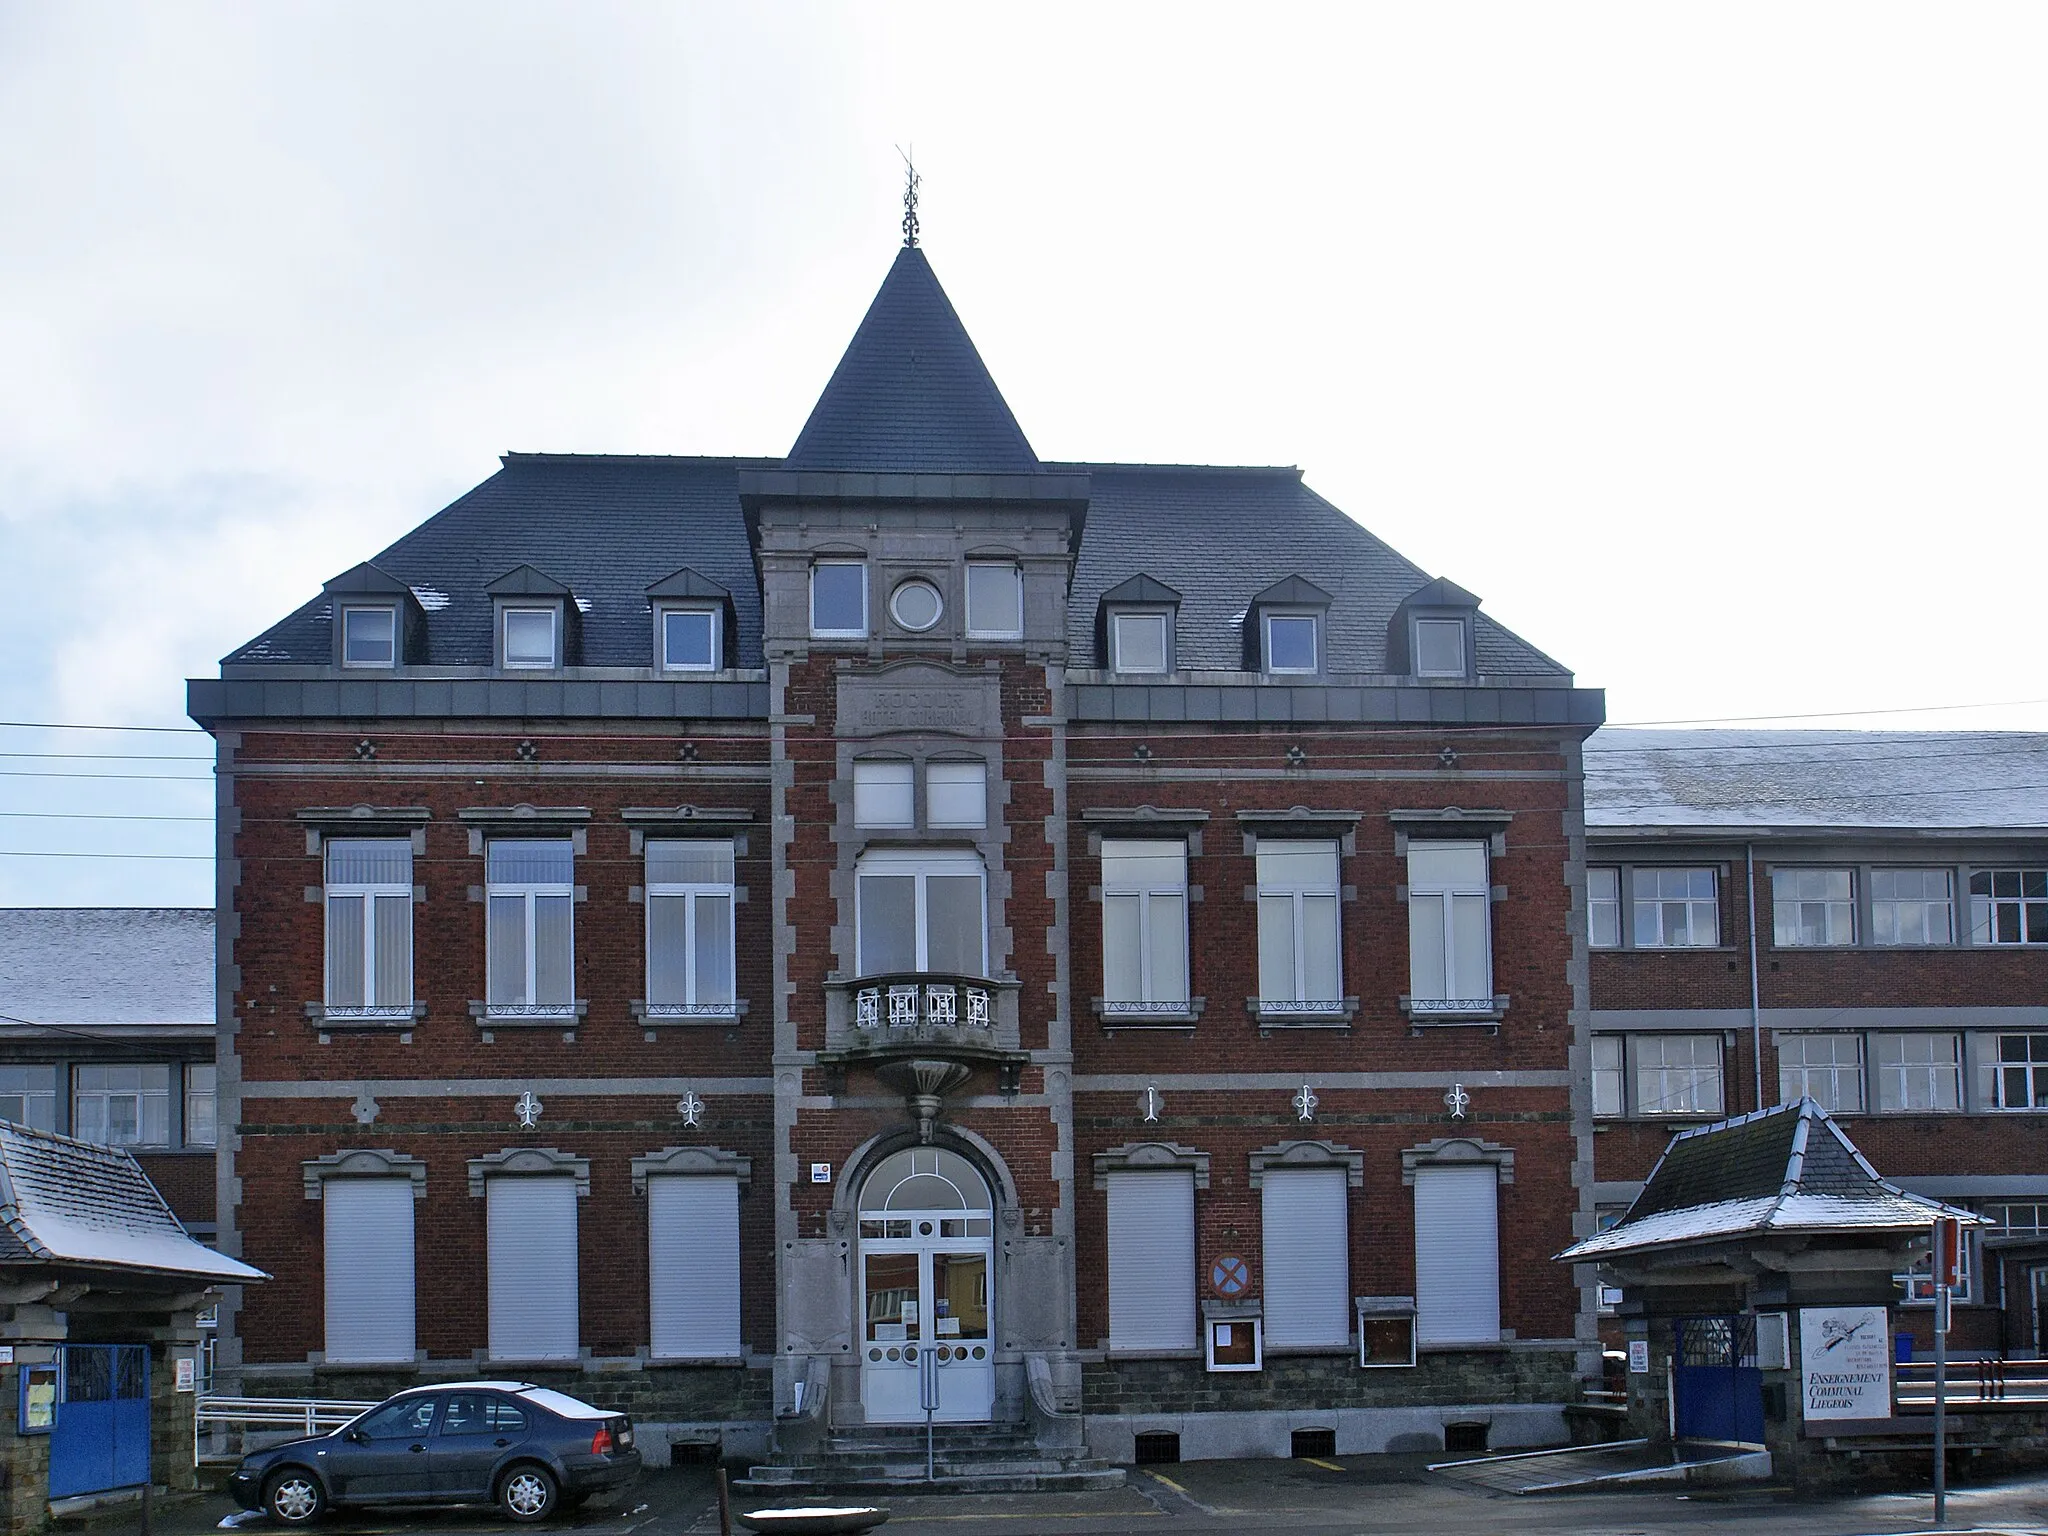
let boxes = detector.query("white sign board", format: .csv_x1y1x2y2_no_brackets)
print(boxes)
175,1357,197,1393
1799,1305,1891,1421
1627,1339,1649,1374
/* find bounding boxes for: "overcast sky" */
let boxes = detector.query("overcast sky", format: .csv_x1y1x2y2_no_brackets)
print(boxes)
4,2,2045,907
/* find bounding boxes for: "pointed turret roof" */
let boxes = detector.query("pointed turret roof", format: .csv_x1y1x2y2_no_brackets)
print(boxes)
784,247,1039,474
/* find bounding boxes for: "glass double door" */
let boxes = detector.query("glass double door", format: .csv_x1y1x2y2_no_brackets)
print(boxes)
860,1214,993,1423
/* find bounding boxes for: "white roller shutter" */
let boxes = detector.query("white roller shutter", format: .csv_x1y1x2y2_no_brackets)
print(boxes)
488,1176,579,1361
1414,1165,1500,1345
324,1179,415,1363
1261,1168,1351,1347
648,1175,742,1359
1107,1170,1195,1351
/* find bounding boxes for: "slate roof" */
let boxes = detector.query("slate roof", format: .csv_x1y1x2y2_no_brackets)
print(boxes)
0,909,212,1029
1559,1099,1976,1262
0,1122,265,1281
785,246,1038,474
219,248,1574,681
1584,729,2048,833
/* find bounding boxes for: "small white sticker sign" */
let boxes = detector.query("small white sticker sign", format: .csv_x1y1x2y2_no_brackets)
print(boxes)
810,1163,831,1184
1799,1305,1891,1421
1627,1340,1649,1374
174,1357,196,1393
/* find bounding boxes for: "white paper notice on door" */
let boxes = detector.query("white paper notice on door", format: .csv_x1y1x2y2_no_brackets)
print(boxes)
1799,1305,1891,1421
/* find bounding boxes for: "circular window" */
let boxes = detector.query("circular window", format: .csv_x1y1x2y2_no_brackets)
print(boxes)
889,580,944,632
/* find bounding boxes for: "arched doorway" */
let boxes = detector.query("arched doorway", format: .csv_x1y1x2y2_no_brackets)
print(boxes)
857,1146,994,1423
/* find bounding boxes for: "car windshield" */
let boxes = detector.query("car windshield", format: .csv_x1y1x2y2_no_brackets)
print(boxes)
516,1386,609,1420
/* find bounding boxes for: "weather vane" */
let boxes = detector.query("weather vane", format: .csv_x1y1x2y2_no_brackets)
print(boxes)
897,146,920,248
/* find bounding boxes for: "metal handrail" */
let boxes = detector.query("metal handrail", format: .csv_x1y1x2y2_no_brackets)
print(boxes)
194,1395,379,1464
1896,1357,2048,1409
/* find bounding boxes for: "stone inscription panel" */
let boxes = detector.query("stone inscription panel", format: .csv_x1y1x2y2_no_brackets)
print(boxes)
837,665,1001,738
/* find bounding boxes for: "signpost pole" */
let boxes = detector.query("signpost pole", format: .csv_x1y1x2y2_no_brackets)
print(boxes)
1934,1217,1952,1525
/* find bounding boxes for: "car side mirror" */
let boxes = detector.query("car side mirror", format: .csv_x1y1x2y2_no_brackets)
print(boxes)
345,1429,369,1445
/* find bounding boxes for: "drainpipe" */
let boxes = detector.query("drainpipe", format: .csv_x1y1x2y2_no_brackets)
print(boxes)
1746,843,1763,1111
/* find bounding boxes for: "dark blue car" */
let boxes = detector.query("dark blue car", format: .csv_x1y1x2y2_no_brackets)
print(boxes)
227,1381,640,1524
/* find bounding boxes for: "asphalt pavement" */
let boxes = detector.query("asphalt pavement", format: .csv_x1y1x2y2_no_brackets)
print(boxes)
49,1458,2048,1536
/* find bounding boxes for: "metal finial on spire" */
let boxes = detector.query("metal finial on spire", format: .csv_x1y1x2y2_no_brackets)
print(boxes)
897,145,920,248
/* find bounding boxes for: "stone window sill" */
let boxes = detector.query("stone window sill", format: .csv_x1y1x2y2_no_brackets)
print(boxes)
1400,994,1509,1028
1248,998,1359,1030
305,1001,425,1030
632,1000,749,1026
1093,997,1206,1030
468,1001,589,1028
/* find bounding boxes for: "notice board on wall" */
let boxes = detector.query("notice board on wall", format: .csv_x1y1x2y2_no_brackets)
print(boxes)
1799,1305,1892,1421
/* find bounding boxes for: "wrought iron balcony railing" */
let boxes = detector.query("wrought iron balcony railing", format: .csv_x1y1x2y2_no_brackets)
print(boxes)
850,974,994,1032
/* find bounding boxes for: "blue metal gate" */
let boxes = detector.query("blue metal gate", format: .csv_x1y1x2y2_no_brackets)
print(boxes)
49,1345,151,1497
1673,1316,1763,1444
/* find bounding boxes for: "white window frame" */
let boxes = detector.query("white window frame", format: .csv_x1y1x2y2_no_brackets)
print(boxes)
0,1066,57,1133
324,838,414,1019
1873,1032,1962,1112
852,760,916,830
811,560,868,639
73,1064,171,1148
1871,867,1955,946
1413,617,1466,678
1631,1034,1724,1117
486,840,577,1017
1109,610,1171,674
644,839,737,1020
1633,866,1720,948
1099,839,1191,1016
1255,841,1343,1011
1773,867,1856,947
1405,840,1492,1012
1591,1036,1624,1118
1901,1231,1976,1305
1777,1033,1865,1113
1588,866,1621,949
854,849,988,977
500,606,559,669
925,761,988,830
658,605,721,672
964,561,1024,640
887,578,944,633
1994,1033,2048,1110
340,604,398,668
1971,868,2048,946
1261,610,1321,676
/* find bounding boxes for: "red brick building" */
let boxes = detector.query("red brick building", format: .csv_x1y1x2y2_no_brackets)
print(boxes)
1583,729,2048,1362
189,239,1606,1468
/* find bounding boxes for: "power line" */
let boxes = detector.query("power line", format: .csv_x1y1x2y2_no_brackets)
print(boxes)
0,811,214,823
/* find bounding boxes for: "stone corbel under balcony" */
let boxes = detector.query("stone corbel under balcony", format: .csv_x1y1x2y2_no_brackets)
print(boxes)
817,974,1030,1096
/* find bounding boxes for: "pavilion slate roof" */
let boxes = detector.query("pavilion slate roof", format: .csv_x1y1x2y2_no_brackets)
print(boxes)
0,909,212,1030
0,1122,266,1282
1559,1099,1975,1262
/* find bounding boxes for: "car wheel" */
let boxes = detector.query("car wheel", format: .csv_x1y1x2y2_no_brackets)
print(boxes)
498,1463,559,1523
264,1469,326,1525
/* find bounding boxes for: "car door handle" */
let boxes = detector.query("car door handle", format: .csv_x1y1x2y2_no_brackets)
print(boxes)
409,1443,426,1453
494,1439,510,1447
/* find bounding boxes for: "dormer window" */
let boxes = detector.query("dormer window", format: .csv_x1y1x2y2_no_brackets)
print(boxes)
502,608,559,669
1414,618,1466,678
1262,612,1321,675
812,560,868,638
341,606,397,669
1111,612,1170,674
660,607,720,671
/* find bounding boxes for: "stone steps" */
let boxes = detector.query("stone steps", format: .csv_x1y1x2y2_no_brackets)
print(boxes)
737,1421,1124,1493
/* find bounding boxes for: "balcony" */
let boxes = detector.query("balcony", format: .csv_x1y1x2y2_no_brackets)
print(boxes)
819,972,1027,1095
852,975,994,1033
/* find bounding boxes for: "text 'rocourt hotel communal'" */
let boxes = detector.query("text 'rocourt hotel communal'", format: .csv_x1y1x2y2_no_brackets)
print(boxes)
188,235,1606,1466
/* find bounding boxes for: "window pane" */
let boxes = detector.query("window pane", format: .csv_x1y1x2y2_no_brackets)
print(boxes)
853,761,915,829
1113,612,1168,673
488,895,527,1004
342,607,396,665
693,893,734,1004
1409,842,1485,891
328,839,410,886
1409,898,1447,1001
533,895,574,1004
858,875,917,974
966,563,1023,637
1102,840,1186,890
1451,893,1490,999
662,609,717,669
647,894,689,1004
1256,843,1339,889
488,840,573,884
1588,867,1620,948
1103,894,1143,1002
1301,894,1341,999
925,875,985,974
1145,892,1188,1004
1415,619,1464,676
326,895,365,1007
1258,894,1297,1000
646,839,734,886
1591,1037,1623,1117
1265,614,1318,672
142,1094,169,1146
812,563,867,634
926,762,987,829
372,893,412,1007
503,608,556,666
186,1065,217,1148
